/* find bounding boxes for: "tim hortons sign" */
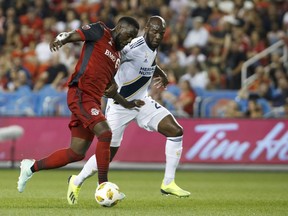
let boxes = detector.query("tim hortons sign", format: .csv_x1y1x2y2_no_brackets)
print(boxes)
184,121,288,164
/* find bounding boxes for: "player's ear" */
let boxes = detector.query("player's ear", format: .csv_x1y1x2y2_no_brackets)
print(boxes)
144,25,149,34
115,24,125,35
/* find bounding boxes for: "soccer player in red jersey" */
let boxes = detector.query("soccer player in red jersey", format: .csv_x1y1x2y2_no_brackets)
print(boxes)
17,17,143,199
66,16,190,205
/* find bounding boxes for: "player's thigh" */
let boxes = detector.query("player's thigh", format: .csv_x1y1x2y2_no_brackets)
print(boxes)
136,96,172,131
110,125,127,147
106,104,136,147
157,114,183,137
68,87,106,130
69,121,94,155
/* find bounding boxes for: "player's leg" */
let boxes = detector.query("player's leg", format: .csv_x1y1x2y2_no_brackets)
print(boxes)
17,135,92,193
157,114,190,197
67,123,95,204
157,114,183,183
73,155,97,186
90,120,112,184
68,99,133,204
139,97,190,197
67,146,120,204
71,123,126,189
90,101,132,184
18,93,96,196
67,120,114,205
73,146,120,185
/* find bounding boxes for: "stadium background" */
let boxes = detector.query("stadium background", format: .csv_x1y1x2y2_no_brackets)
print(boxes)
0,0,287,169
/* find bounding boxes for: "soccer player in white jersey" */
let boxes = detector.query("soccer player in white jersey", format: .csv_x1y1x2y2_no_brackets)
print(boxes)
67,16,190,205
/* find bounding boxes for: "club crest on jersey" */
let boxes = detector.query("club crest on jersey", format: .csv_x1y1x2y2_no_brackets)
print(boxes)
91,108,99,116
82,25,91,30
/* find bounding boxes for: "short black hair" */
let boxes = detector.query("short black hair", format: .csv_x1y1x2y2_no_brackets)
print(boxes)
117,16,140,30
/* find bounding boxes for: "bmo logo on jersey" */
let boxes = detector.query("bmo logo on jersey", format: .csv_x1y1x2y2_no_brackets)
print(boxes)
105,49,120,69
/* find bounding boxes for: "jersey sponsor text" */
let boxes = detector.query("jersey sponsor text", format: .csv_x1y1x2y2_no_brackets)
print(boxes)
105,49,118,62
139,67,156,76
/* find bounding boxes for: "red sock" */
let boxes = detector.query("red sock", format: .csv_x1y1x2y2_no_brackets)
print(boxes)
32,148,84,172
96,131,112,184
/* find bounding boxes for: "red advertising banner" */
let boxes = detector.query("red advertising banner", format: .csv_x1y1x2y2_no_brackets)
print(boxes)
0,117,287,164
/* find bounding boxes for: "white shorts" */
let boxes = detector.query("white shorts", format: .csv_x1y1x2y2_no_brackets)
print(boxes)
105,96,172,147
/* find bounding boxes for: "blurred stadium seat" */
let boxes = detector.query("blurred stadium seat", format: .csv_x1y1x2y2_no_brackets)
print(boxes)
0,85,70,116
193,88,238,117
0,86,35,116
34,85,70,116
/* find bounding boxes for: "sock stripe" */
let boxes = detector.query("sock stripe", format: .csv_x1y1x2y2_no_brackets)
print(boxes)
167,137,183,142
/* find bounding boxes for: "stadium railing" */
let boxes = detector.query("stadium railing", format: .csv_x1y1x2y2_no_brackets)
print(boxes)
241,39,288,88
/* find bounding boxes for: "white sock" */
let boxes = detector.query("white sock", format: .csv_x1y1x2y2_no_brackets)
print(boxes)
163,136,183,186
74,155,97,186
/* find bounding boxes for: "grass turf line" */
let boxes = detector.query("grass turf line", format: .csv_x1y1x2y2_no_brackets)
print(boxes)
0,169,287,216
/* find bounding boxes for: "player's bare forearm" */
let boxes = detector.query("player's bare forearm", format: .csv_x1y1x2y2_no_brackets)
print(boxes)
153,65,168,88
104,79,144,108
50,30,82,52
113,93,145,109
104,79,118,98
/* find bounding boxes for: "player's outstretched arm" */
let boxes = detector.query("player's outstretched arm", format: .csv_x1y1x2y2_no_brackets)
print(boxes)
50,30,82,52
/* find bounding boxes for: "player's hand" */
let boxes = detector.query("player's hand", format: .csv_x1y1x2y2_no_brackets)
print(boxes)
153,76,168,89
125,99,145,109
50,40,63,52
104,82,118,98
50,32,70,52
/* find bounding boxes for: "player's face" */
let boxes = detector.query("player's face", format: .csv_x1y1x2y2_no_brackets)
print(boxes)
114,24,138,50
145,22,166,50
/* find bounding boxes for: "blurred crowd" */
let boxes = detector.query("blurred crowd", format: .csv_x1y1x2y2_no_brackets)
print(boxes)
0,0,287,118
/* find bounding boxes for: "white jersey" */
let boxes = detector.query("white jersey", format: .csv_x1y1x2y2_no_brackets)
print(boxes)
115,36,157,101
105,36,172,147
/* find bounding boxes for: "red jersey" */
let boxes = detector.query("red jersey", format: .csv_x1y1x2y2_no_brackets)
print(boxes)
68,22,121,103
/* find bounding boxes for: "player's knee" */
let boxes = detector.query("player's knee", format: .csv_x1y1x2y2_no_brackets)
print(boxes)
173,125,183,137
97,130,112,142
163,125,183,137
68,148,85,162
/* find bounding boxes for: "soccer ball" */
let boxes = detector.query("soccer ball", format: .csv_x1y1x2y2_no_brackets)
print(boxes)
95,182,123,207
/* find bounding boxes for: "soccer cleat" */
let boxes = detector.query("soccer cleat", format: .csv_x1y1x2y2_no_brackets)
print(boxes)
112,192,126,206
67,175,82,205
17,159,35,193
118,192,126,201
160,180,191,198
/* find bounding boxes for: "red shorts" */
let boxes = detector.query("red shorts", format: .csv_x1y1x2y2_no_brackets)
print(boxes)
67,86,106,141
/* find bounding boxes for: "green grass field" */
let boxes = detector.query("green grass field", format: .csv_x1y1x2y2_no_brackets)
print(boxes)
0,169,287,216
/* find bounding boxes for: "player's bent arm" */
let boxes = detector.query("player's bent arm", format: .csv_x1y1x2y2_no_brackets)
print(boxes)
50,30,82,52
112,93,145,109
104,79,144,108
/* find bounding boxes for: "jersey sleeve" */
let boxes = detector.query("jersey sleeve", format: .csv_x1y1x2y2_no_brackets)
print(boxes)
76,23,104,42
121,37,145,62
120,43,133,62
